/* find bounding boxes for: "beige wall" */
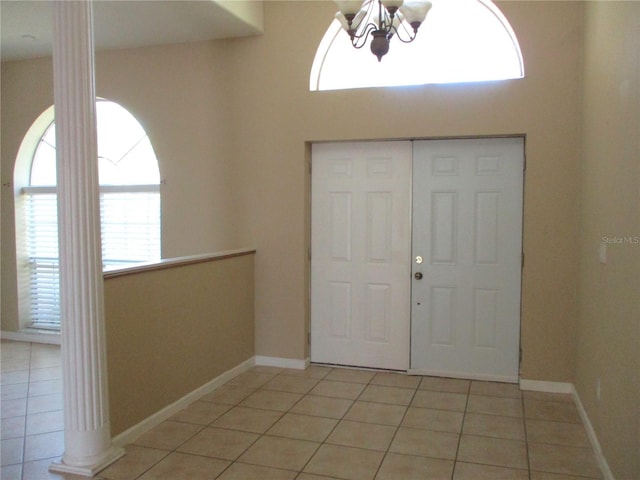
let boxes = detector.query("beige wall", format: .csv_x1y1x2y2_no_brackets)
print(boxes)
1,42,241,331
104,252,255,436
3,2,638,472
577,3,640,478
1,57,55,331
96,43,240,257
227,1,584,381
2,2,584,382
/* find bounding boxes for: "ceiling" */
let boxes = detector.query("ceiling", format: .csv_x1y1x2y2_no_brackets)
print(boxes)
0,0,264,62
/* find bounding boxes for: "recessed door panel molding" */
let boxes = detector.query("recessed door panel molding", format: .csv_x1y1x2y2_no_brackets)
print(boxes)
411,137,524,382
474,191,500,265
365,283,391,343
431,191,458,265
366,192,392,264
430,286,456,346
433,156,459,176
475,155,502,176
329,192,352,262
329,159,353,178
311,141,411,370
474,288,499,348
366,157,393,178
329,281,351,339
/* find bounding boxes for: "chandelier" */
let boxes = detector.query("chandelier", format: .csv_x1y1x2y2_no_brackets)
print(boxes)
334,0,432,62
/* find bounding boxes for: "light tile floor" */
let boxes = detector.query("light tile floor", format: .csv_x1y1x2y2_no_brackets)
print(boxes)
1,340,603,480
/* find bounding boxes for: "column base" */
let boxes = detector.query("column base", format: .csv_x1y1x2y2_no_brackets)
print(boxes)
49,446,125,477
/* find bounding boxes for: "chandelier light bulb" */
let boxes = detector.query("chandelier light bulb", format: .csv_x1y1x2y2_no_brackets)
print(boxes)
334,0,364,16
381,0,404,14
399,0,432,30
335,11,351,31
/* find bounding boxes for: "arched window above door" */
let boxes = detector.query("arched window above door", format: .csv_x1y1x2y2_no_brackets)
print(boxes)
310,0,524,91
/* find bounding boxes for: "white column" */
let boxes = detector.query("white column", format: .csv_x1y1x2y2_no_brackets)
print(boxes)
50,0,124,476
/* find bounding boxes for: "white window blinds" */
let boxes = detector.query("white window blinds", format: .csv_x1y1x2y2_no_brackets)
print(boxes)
24,186,161,329
24,189,60,328
100,186,161,269
20,100,161,331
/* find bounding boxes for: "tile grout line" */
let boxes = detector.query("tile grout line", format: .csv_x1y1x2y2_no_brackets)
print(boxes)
298,367,377,479
93,363,598,480
133,368,289,480
133,372,254,479
220,366,329,479
5,344,591,480
270,365,335,480
522,390,533,480
449,378,472,480
206,370,289,479
233,370,312,479
19,341,33,480
369,375,421,480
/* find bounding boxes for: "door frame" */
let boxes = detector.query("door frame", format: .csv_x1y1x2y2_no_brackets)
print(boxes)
308,135,526,380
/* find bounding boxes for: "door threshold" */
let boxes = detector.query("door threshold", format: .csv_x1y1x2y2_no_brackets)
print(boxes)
407,368,518,384
311,362,407,374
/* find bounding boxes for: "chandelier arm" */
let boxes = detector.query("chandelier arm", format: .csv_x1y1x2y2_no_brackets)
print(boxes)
391,28,417,43
365,0,378,27
378,1,389,30
390,20,417,43
350,21,378,49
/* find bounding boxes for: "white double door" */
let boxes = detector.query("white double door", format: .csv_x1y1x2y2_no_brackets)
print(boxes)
311,138,523,380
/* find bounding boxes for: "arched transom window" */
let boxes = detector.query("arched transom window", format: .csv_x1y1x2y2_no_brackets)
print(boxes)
310,0,524,91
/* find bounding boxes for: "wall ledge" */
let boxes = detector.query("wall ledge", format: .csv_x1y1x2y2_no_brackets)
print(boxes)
104,247,256,279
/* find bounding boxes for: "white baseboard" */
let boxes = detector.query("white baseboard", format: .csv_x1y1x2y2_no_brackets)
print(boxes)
519,378,573,394
112,355,311,447
571,385,615,480
254,355,309,370
519,378,614,480
1,329,61,345
112,357,255,447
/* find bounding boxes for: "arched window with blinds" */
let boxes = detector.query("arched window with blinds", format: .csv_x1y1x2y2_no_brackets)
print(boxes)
16,99,161,329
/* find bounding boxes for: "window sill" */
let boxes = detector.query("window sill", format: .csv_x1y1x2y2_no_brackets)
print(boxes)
1,328,61,345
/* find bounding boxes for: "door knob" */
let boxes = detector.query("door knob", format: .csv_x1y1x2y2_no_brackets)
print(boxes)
414,272,423,280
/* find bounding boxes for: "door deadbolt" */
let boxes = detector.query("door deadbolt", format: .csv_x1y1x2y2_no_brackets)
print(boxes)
414,272,423,280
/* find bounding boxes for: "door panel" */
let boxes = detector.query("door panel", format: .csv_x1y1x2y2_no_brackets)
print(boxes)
311,141,411,370
410,138,524,382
